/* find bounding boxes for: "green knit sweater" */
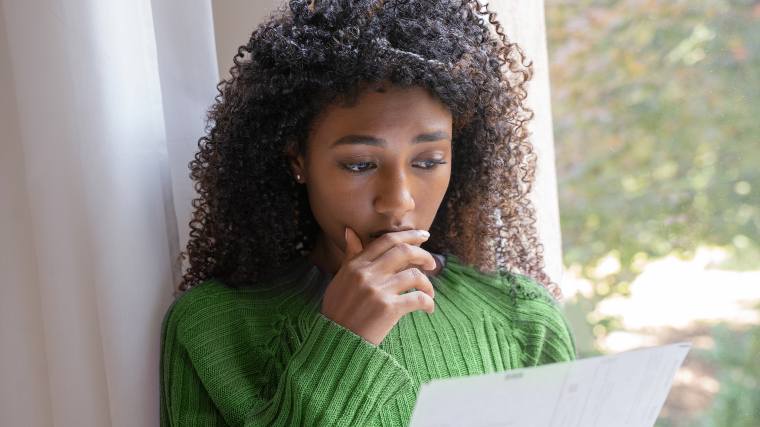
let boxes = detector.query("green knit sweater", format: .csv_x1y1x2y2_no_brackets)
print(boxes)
159,253,577,426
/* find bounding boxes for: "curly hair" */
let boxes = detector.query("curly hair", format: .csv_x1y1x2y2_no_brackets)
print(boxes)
177,0,562,300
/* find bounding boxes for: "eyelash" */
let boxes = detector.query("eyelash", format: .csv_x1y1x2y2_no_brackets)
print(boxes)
341,159,448,174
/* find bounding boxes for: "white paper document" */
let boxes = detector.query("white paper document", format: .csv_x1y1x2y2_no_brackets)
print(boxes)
410,342,692,427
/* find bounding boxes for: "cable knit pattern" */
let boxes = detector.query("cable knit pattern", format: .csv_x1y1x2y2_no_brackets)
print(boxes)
160,254,577,426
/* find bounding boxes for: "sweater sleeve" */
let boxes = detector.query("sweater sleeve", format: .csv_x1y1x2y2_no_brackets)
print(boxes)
516,297,578,366
535,302,577,365
160,297,416,427
500,273,578,367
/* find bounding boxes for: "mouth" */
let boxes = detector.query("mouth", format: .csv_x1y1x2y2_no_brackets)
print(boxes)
369,226,415,239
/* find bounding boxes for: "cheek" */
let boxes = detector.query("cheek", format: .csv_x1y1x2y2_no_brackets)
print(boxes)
423,167,451,200
306,173,364,228
419,169,451,218
418,180,448,213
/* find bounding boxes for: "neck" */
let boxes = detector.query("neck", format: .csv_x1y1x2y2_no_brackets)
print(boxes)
307,232,343,276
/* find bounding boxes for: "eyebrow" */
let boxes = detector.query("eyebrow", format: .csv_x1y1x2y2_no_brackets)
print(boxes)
330,130,451,148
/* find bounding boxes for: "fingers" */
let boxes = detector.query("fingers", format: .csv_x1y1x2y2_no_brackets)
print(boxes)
356,229,431,262
394,290,435,315
371,241,437,274
342,226,364,265
382,267,435,300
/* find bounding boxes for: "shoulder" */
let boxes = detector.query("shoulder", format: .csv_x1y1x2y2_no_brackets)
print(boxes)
161,278,287,345
161,279,242,344
499,271,569,330
499,270,557,304
439,256,576,363
161,269,319,351
441,254,558,309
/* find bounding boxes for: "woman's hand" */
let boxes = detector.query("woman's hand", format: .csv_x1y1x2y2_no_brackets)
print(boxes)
319,226,438,346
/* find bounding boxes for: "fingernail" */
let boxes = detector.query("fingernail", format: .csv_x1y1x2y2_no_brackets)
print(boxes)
419,230,430,238
344,227,349,242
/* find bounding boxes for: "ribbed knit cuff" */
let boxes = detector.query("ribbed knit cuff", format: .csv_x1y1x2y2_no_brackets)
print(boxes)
247,312,414,426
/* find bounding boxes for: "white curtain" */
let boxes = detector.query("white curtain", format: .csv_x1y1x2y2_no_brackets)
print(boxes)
0,0,218,425
493,0,562,284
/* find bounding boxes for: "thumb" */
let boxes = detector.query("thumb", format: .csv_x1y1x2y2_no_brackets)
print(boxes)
343,226,363,263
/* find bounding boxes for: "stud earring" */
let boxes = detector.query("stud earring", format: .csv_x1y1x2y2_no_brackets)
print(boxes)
295,173,301,182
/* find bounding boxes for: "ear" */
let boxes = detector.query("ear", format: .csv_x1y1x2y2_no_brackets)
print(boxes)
285,143,306,183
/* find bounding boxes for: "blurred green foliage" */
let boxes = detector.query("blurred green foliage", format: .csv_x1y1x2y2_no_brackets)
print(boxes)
547,0,759,290
694,315,760,426
545,0,760,425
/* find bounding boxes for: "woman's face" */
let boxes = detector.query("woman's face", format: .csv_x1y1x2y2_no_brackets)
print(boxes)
289,82,453,260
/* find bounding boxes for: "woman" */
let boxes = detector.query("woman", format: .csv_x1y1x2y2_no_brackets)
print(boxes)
160,0,577,425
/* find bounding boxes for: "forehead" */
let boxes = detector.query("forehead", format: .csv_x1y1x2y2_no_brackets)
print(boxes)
309,84,453,140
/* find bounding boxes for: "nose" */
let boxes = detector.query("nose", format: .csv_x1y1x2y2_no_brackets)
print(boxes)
373,168,415,220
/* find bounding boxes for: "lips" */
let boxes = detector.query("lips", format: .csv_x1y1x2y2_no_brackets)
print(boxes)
369,226,414,239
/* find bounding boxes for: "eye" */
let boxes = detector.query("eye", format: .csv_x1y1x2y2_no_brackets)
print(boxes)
340,158,448,174
341,161,376,173
413,159,448,170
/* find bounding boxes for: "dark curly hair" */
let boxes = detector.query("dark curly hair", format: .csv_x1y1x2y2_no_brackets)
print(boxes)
177,0,562,300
